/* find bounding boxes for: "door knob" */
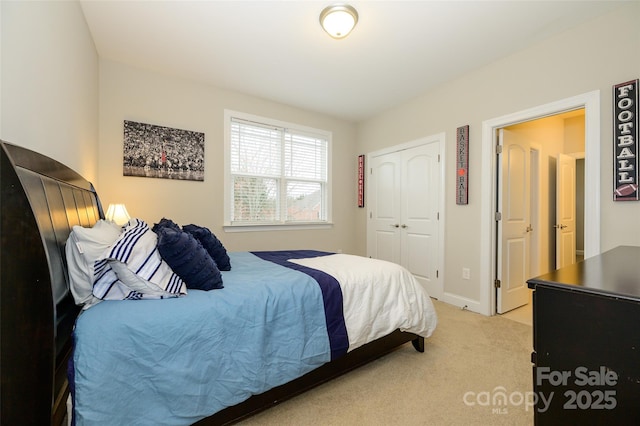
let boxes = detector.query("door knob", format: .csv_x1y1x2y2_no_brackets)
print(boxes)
553,224,567,230
401,224,408,229
390,224,399,228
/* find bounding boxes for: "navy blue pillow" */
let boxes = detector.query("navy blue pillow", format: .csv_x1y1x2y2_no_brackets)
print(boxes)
156,227,223,290
183,224,231,271
152,217,181,234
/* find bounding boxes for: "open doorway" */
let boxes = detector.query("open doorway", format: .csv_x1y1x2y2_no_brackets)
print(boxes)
478,90,601,317
498,110,585,322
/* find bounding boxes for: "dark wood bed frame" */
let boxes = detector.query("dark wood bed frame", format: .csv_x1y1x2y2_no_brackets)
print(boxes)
0,140,424,425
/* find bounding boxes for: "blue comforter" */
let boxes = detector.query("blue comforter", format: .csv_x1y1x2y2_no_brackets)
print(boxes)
71,251,344,425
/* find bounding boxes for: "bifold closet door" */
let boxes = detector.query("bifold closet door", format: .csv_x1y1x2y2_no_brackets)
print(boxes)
367,142,440,297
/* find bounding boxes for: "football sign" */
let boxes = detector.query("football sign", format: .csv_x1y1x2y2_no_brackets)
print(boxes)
613,79,639,201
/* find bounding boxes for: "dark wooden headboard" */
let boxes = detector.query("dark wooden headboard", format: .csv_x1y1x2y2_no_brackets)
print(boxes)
0,140,103,425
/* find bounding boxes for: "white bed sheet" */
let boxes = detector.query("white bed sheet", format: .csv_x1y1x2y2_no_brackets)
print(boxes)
290,254,437,351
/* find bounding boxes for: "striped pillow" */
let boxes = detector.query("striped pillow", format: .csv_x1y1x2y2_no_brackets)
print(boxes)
93,218,187,301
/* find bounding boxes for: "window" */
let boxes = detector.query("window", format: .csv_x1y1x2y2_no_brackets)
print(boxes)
224,111,331,229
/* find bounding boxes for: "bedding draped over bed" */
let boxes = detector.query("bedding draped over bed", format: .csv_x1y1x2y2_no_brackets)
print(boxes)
251,250,349,359
71,250,437,425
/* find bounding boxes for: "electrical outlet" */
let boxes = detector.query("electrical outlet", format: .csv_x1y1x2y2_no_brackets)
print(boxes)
462,268,471,280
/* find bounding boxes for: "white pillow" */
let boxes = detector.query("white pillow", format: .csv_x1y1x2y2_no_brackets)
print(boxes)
65,220,122,308
108,260,180,297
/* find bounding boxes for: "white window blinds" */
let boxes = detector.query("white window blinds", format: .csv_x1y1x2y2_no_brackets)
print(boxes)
228,115,329,225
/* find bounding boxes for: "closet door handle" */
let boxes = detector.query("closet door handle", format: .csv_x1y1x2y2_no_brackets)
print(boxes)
390,224,400,228
401,224,408,229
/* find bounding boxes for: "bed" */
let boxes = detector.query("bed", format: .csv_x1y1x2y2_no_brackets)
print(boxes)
0,140,437,425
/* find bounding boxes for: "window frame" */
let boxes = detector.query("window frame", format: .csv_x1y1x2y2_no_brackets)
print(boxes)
223,110,333,232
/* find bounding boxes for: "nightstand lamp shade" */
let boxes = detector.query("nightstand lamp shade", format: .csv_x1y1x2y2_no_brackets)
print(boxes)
105,203,131,226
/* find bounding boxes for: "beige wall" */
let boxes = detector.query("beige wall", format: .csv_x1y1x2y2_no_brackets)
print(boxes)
97,60,358,253
0,0,98,181
565,115,586,155
356,2,640,309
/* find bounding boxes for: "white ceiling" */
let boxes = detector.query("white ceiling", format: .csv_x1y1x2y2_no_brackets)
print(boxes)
80,0,627,122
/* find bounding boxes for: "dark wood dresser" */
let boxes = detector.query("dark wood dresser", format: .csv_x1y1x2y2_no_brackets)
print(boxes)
527,246,640,425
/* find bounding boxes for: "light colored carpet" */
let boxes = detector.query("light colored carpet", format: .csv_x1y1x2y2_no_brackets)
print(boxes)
239,300,533,425
501,302,533,326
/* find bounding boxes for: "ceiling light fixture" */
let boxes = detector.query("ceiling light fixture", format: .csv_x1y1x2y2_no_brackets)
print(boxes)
319,4,358,39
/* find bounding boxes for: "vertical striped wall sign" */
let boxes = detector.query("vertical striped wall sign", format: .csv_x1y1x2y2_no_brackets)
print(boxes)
358,154,365,207
456,125,469,205
613,79,639,201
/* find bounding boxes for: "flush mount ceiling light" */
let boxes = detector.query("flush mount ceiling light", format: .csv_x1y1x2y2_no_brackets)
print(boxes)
319,4,359,39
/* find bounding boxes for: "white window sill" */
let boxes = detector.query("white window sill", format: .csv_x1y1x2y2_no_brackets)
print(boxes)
223,222,333,233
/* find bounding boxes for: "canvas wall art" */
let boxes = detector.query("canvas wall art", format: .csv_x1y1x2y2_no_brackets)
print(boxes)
123,120,205,181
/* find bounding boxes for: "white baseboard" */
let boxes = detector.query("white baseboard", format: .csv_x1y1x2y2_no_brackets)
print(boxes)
439,293,484,315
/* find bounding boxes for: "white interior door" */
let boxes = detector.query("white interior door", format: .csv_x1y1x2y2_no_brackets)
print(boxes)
367,152,401,264
367,140,442,299
497,129,531,313
401,143,441,299
555,153,577,269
